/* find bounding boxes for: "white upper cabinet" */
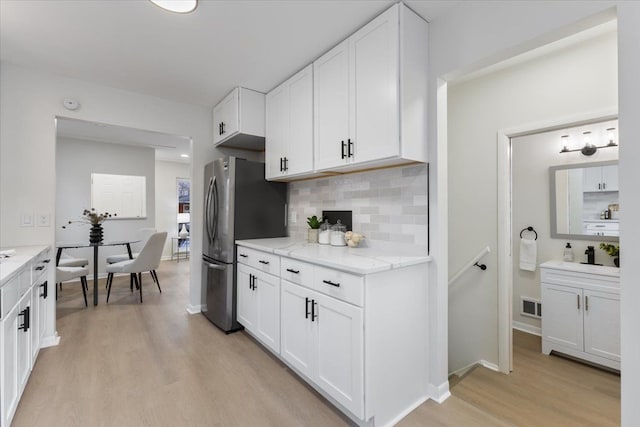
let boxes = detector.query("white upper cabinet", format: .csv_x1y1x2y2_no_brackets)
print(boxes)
266,65,314,180
314,4,428,172
213,87,265,150
582,164,619,192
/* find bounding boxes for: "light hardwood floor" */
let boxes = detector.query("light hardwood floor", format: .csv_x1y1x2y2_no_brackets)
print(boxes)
13,261,620,426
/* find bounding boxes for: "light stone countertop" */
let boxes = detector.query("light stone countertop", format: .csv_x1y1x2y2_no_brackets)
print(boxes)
236,237,431,275
540,259,620,278
0,245,50,286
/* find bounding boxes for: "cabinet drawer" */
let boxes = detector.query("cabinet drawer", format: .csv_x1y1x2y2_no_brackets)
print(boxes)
1,269,29,319
236,246,280,275
314,266,364,306
281,257,314,289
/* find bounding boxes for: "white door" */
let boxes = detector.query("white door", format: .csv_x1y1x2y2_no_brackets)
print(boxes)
287,65,314,176
280,281,314,379
17,292,31,395
582,166,603,192
236,264,257,333
1,303,20,427
583,290,620,361
601,164,618,191
541,284,583,352
350,5,399,164
314,40,350,171
313,293,364,418
254,270,281,353
265,83,288,179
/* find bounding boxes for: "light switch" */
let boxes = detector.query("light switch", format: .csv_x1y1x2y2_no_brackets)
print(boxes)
36,213,51,227
20,212,34,227
289,211,297,224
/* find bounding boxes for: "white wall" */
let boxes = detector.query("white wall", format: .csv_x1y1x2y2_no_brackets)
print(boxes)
56,137,156,273
429,2,640,423
447,28,617,373
155,160,191,259
0,63,214,342
512,120,619,332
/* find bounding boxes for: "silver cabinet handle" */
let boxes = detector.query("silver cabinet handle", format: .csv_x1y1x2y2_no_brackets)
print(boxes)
585,295,589,311
577,294,580,310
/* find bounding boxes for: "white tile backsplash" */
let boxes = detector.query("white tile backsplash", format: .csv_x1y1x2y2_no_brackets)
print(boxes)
287,164,428,249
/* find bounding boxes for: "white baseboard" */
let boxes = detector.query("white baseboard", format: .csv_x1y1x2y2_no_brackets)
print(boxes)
427,381,451,403
385,396,430,426
186,304,201,314
513,320,541,336
41,333,61,348
479,359,500,372
450,359,500,378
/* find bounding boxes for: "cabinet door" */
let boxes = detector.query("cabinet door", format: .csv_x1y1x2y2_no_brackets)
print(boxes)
39,281,47,348
582,166,603,192
265,82,288,180
313,293,364,418
314,39,350,171
213,89,239,145
350,4,399,164
541,283,583,352
281,281,314,379
287,65,314,176
583,290,620,361
17,292,31,394
236,264,257,333
601,165,618,191
254,270,281,353
1,304,20,427
31,282,40,363
213,99,226,145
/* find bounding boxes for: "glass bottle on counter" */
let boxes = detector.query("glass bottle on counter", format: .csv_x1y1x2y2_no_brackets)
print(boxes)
318,219,331,245
330,220,347,247
563,242,574,262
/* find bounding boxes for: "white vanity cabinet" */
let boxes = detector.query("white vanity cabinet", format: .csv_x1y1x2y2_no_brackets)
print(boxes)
540,261,620,370
213,87,266,150
236,240,429,426
582,164,618,192
265,65,315,180
313,3,428,173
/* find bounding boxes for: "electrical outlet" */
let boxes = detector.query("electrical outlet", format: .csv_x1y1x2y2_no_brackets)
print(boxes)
36,213,51,227
289,211,297,224
20,212,34,227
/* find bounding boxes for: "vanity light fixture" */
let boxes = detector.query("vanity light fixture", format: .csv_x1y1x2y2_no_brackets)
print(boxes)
559,127,618,156
149,0,197,14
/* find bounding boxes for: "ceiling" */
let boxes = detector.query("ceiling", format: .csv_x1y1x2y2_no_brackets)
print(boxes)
0,0,460,108
56,117,192,163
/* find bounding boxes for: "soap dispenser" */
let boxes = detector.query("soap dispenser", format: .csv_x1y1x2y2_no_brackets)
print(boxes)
563,243,574,262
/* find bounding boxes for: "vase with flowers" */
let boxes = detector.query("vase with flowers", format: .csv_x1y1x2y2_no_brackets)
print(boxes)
599,243,619,267
62,209,116,244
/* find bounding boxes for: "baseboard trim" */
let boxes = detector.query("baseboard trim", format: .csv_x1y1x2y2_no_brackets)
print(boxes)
186,304,202,314
427,381,451,403
385,396,430,426
41,333,61,348
513,320,541,336
450,359,500,378
479,359,500,372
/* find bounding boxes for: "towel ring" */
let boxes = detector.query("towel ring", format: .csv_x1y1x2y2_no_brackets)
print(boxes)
520,226,538,240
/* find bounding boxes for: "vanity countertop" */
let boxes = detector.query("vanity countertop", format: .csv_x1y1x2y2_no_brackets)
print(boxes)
540,260,620,277
236,237,432,275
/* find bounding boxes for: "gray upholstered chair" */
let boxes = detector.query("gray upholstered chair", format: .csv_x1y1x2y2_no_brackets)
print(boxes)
56,266,89,307
105,232,167,303
105,228,158,289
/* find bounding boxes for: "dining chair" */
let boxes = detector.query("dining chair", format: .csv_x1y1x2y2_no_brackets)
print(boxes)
105,228,157,289
105,232,167,303
56,266,89,307
57,253,89,291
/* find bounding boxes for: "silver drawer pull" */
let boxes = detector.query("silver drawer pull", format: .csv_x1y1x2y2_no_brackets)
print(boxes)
322,280,340,287
259,260,270,265
286,268,300,274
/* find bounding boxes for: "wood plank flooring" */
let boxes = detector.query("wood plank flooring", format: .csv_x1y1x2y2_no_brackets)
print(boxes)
13,261,620,426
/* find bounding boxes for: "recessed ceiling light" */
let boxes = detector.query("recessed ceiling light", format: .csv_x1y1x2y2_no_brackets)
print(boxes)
149,0,197,14
180,154,189,158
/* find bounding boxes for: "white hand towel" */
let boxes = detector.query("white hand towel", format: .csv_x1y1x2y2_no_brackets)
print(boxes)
519,239,537,272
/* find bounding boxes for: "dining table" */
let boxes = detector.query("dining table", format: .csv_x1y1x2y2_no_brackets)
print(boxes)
56,240,139,306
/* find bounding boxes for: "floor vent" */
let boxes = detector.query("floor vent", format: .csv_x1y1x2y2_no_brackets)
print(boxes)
521,297,542,319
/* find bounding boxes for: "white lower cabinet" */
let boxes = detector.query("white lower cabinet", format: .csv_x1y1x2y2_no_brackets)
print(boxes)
541,262,620,370
236,264,280,354
281,281,363,417
1,302,20,427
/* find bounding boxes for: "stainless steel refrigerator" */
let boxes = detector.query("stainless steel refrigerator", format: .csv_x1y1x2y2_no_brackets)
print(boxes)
202,157,287,332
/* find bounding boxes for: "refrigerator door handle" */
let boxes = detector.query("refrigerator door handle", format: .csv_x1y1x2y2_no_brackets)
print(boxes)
212,176,219,243
205,177,214,243
203,260,227,271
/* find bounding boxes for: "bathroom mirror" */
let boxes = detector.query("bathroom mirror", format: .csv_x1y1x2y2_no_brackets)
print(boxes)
549,160,618,242
91,173,147,219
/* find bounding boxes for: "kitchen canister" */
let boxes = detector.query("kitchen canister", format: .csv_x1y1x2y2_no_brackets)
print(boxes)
318,219,331,245
330,220,347,246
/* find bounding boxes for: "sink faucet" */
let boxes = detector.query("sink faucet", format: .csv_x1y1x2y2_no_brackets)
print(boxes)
585,246,595,265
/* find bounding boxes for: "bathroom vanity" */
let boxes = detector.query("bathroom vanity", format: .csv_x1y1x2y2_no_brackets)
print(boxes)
540,260,620,370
